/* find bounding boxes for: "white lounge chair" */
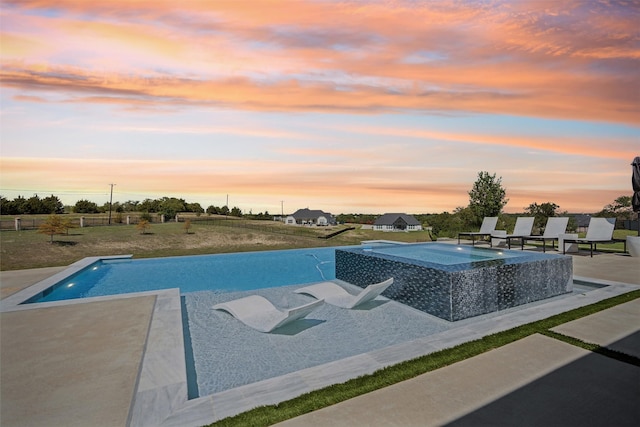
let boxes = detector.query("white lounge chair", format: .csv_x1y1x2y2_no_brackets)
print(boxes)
494,217,534,248
294,278,393,309
517,217,569,252
212,295,324,333
458,217,498,246
562,217,616,257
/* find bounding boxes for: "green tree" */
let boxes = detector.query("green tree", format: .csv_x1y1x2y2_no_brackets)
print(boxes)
158,197,186,219
24,195,44,214
139,212,153,222
12,196,27,214
74,199,100,213
230,206,243,217
139,198,161,213
525,202,560,234
468,172,508,225
186,202,204,214
42,195,64,214
0,196,10,214
121,200,140,212
598,195,633,220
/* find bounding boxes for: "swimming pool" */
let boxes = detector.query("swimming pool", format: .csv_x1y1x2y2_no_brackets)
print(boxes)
26,247,338,304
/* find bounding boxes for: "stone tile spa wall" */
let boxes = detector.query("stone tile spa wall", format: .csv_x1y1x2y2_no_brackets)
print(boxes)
335,248,573,321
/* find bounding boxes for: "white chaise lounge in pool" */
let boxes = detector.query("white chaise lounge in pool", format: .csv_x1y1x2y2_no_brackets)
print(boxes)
212,295,324,333
295,278,394,309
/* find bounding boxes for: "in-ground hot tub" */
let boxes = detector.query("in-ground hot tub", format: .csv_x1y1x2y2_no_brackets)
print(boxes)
336,243,573,321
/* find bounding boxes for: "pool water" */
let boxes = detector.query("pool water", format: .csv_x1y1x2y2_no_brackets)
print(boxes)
29,247,338,303
371,243,523,265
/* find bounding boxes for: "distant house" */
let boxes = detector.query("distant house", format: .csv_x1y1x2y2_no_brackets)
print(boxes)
285,208,336,226
373,213,422,232
573,214,592,234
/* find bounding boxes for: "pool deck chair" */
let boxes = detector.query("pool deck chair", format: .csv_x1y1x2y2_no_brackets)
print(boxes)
494,217,534,248
295,278,394,309
212,295,324,333
515,217,569,252
458,217,498,246
562,217,616,257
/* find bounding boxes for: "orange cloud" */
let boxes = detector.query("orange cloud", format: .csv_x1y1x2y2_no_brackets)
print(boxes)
338,126,637,161
1,1,638,124
2,63,637,125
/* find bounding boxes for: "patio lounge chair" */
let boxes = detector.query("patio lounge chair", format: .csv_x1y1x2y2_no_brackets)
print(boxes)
212,295,324,333
562,217,616,257
513,217,569,252
295,278,394,309
458,217,498,246
493,217,534,248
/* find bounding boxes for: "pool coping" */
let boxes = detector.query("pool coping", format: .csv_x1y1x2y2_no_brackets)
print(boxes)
2,257,638,426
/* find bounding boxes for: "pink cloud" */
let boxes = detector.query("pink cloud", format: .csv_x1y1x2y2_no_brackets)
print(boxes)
1,1,637,124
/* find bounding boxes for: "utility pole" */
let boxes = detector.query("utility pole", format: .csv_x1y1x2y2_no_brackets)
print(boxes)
281,200,284,222
108,183,116,225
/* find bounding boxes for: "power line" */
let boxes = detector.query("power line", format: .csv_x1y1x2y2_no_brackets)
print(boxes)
0,188,107,195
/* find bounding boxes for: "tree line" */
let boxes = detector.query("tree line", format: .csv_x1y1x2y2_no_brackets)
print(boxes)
2,171,634,233
0,195,245,219
0,194,65,215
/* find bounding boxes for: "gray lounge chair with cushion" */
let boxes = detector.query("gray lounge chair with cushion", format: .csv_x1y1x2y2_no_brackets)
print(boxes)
212,295,324,333
295,278,393,309
494,217,534,248
458,217,498,246
562,217,616,257
515,217,569,252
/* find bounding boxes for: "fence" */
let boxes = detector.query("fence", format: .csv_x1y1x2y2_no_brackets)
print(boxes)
0,214,170,231
0,214,335,239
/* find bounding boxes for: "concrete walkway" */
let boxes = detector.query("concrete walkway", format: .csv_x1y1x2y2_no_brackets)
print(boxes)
276,301,640,427
0,251,638,426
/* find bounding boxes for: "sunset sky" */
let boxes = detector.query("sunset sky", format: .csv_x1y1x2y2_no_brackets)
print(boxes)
1,0,638,215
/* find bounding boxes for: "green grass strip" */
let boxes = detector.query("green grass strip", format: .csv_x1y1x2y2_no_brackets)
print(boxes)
209,289,640,427
540,330,640,367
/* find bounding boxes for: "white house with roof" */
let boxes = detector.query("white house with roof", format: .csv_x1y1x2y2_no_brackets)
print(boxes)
374,213,422,231
285,208,336,226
